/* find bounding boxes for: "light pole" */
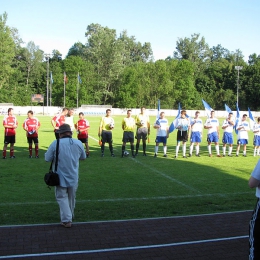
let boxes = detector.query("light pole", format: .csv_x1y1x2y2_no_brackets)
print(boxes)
44,54,51,112
235,66,243,105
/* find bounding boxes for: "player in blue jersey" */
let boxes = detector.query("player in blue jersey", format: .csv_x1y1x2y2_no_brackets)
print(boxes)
222,112,235,157
236,114,250,157
253,117,260,157
153,112,169,157
189,111,203,157
174,110,190,158
204,110,221,157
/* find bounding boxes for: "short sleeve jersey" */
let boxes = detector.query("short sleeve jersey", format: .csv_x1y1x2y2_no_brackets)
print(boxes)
253,123,260,136
135,113,150,128
222,119,235,133
122,117,135,132
52,114,66,132
100,116,114,131
154,118,169,137
23,117,40,137
204,117,219,134
77,119,90,138
237,120,250,139
176,117,190,131
3,115,18,136
190,118,203,132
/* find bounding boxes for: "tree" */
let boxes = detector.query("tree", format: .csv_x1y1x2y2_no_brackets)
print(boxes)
173,33,212,75
0,12,16,89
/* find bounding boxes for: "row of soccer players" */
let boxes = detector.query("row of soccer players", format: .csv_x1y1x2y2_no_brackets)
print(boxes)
97,108,260,158
2,107,259,159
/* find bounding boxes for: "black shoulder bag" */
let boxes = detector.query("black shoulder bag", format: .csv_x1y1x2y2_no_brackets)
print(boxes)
44,138,60,187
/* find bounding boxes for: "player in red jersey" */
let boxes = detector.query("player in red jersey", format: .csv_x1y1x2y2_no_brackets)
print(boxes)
51,107,68,139
75,112,90,157
23,110,41,158
2,108,18,159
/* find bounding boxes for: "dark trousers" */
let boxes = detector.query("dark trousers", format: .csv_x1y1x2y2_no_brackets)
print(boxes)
249,198,260,259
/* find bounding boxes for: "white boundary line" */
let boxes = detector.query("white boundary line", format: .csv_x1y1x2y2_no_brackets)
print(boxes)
0,235,248,259
0,191,252,207
0,209,252,228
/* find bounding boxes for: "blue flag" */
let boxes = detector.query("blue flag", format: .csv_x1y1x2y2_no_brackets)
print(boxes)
169,103,181,133
78,74,82,84
224,104,232,114
50,71,53,84
157,99,160,119
202,99,213,118
234,103,240,134
248,107,255,130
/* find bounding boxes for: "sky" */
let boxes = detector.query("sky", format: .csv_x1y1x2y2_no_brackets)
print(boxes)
1,0,260,61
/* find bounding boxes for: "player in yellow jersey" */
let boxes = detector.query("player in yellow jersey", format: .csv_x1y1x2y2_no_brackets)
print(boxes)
135,107,150,156
121,110,136,158
98,109,115,157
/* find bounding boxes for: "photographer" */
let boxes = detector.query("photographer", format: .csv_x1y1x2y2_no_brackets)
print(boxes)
45,124,86,228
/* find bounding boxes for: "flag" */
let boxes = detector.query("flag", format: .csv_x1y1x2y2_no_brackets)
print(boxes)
64,72,68,84
169,103,181,133
234,103,240,134
50,71,54,84
248,107,255,130
157,99,160,119
224,104,232,114
202,99,213,118
78,74,82,84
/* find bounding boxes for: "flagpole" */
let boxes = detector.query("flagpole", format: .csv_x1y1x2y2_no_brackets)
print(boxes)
63,72,66,107
50,71,52,107
77,72,79,109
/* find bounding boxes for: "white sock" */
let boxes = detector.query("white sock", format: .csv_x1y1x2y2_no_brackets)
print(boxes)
229,146,232,155
208,145,212,154
254,148,257,156
176,145,180,156
155,146,159,154
163,146,167,154
216,145,219,155
223,147,226,155
190,144,194,155
183,143,186,156
196,145,199,155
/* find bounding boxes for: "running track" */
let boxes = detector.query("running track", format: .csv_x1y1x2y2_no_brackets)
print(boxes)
0,211,251,259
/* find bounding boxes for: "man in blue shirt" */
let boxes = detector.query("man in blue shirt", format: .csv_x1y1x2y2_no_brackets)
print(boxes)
45,124,86,228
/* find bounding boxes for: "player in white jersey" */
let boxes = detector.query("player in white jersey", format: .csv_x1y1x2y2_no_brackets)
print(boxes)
153,112,169,157
189,111,203,157
174,110,190,158
222,112,235,157
253,117,260,156
236,114,250,157
204,110,221,157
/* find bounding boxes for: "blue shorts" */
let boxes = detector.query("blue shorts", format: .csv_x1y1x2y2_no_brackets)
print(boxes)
254,136,260,146
207,132,219,143
222,132,233,145
237,139,248,145
155,136,167,144
190,131,201,143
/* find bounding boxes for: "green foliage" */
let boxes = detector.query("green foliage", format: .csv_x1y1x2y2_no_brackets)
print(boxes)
1,12,260,110
0,12,16,89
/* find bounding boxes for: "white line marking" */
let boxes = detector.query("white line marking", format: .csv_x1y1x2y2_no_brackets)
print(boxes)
0,235,248,259
88,135,99,142
132,158,201,193
0,210,252,228
0,191,252,206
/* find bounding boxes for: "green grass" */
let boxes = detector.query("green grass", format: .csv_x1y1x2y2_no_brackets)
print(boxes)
0,114,257,225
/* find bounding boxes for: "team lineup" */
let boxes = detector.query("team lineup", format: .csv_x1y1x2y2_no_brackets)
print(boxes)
2,106,260,159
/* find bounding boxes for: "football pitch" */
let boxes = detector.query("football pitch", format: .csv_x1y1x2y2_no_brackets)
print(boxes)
0,114,257,225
